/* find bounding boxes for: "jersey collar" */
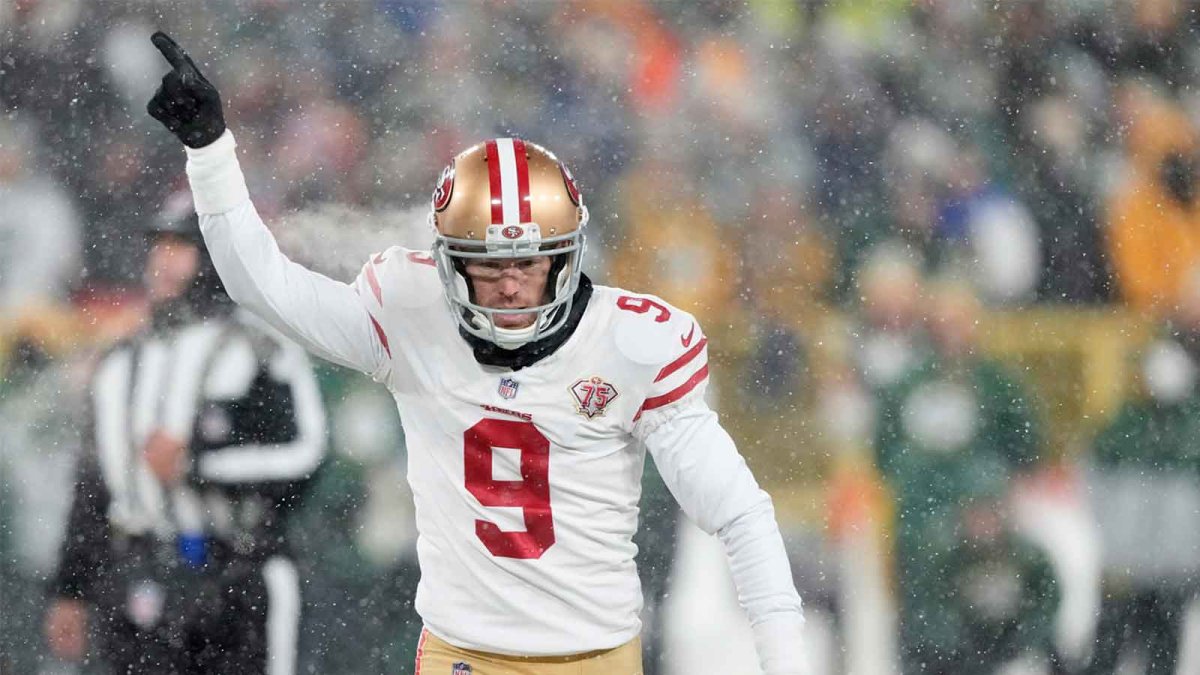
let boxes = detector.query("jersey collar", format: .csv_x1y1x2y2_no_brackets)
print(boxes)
461,274,594,371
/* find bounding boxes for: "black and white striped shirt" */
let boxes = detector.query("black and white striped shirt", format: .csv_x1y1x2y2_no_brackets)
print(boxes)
54,307,325,597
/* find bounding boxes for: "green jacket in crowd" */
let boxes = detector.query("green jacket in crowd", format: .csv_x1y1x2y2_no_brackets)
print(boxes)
1086,334,1200,675
873,354,1057,673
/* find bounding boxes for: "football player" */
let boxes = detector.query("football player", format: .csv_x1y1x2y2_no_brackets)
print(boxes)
147,31,805,674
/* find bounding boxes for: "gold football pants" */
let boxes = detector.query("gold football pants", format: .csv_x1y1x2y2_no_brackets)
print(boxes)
414,629,643,675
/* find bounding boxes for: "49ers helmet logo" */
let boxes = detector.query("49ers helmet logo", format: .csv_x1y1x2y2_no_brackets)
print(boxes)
502,225,524,239
560,163,581,206
432,161,455,212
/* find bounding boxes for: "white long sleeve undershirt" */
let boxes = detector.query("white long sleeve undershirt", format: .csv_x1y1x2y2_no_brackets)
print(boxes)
637,397,807,674
185,131,389,380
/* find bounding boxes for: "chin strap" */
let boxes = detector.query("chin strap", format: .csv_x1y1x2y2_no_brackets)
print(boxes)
461,274,594,370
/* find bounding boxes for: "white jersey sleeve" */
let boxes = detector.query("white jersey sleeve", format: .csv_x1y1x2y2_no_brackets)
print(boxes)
628,302,807,674
185,130,390,380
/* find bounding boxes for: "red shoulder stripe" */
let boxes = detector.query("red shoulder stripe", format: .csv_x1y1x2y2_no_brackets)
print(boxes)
369,314,392,358
406,251,436,267
654,337,708,383
635,363,709,422
365,262,383,304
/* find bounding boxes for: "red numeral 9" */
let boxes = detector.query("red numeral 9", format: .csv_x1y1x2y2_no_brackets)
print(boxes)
463,418,555,559
616,295,671,323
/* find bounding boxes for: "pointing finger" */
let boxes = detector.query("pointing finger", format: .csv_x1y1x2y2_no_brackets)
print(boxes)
151,31,192,72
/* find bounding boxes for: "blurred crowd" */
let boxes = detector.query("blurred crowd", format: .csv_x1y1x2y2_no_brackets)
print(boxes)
4,0,1200,673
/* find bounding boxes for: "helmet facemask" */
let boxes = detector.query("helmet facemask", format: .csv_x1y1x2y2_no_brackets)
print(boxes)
432,211,588,349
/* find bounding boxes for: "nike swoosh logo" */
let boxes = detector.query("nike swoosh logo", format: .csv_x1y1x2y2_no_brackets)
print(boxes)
372,252,387,265
681,323,696,347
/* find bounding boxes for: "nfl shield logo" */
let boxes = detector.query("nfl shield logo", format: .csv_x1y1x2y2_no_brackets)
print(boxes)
498,377,519,400
452,663,472,674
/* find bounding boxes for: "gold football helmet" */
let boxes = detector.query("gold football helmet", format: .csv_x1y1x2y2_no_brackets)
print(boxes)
429,138,588,349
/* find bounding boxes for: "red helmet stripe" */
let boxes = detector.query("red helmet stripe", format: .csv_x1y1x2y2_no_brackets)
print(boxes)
512,138,532,223
485,139,504,225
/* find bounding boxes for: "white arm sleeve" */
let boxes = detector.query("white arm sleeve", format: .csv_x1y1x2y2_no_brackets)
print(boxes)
638,397,807,675
185,130,389,378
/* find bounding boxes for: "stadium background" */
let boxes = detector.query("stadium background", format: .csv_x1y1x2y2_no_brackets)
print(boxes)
3,0,1200,672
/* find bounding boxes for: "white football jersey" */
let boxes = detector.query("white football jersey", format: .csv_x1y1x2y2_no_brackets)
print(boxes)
187,130,805,669
352,247,710,654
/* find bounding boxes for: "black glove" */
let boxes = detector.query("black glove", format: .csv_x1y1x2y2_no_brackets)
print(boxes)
147,31,226,148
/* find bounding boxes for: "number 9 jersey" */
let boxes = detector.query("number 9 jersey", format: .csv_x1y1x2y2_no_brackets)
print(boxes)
186,130,804,669
344,246,733,655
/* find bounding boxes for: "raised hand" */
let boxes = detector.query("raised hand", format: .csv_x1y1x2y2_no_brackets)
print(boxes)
146,31,226,148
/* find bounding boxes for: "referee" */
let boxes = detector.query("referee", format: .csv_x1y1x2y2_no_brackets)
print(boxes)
43,192,327,674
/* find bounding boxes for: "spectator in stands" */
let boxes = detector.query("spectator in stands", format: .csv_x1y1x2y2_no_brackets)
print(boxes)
607,156,739,328
929,145,1043,305
1015,95,1111,303
742,183,831,404
881,117,958,261
1088,268,1200,673
0,115,81,315
851,243,928,393
1118,0,1194,92
1107,81,1200,315
273,68,370,208
881,120,1043,306
873,280,1053,674
810,64,894,296
0,343,90,674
